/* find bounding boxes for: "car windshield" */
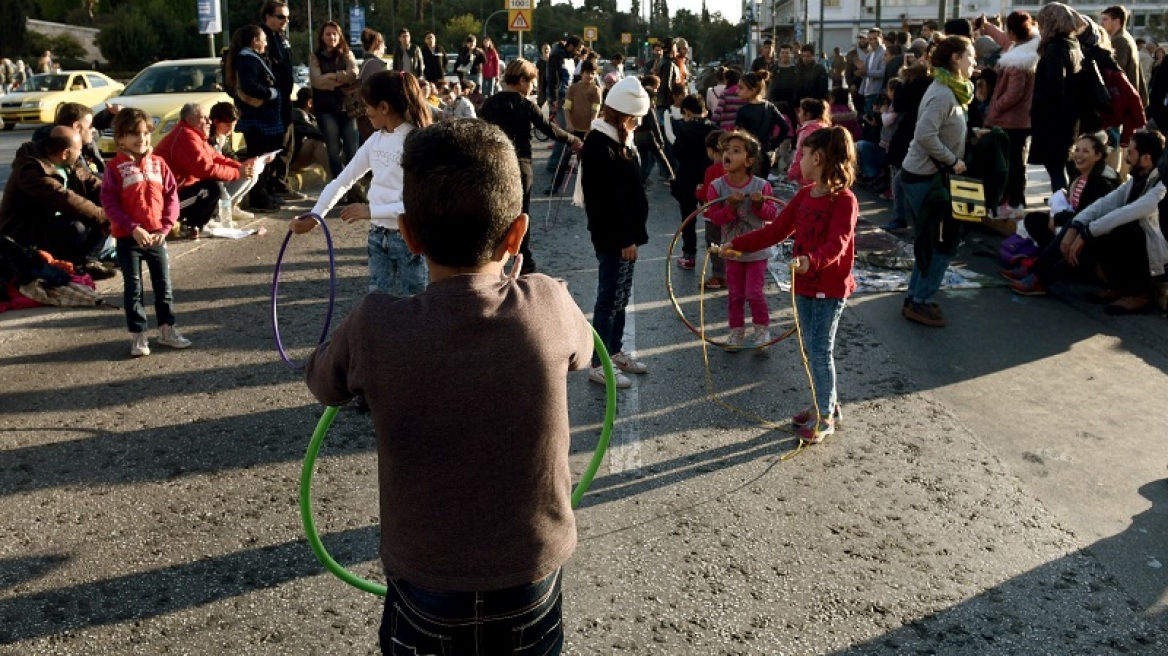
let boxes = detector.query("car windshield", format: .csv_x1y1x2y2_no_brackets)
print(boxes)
23,74,69,92
122,64,223,95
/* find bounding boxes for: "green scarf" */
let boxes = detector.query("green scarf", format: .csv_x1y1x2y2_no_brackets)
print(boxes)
933,67,974,109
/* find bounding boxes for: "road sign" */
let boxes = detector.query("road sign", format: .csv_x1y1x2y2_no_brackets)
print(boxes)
647,37,658,44
583,26,598,42
507,0,532,8
621,32,632,45
508,9,531,32
349,7,365,45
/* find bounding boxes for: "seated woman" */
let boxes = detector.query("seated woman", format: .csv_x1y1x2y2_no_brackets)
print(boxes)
208,101,260,224
289,87,331,185
1018,133,1118,250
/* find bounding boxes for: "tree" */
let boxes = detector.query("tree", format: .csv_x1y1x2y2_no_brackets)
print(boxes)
0,0,30,56
442,14,481,53
97,7,161,71
24,31,88,61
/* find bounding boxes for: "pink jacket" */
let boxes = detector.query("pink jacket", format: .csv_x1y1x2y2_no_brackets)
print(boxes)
787,120,829,185
985,34,1039,131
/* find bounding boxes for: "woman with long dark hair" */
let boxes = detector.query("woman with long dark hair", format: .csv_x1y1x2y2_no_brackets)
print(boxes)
309,21,360,178
225,24,284,212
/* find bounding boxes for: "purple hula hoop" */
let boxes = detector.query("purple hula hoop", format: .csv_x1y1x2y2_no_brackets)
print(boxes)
271,215,337,370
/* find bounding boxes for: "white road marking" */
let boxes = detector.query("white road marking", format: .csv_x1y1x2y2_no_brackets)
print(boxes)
607,284,642,475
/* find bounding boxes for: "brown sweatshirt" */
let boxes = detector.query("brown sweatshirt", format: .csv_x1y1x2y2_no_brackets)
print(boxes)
305,273,593,591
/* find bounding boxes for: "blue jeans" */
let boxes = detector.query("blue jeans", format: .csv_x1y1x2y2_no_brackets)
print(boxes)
856,140,886,179
794,295,846,418
368,226,428,295
115,237,176,333
380,570,563,655
483,76,497,96
318,111,360,178
592,252,635,367
898,173,952,304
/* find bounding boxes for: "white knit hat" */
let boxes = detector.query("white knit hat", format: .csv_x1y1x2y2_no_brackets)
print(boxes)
603,76,651,117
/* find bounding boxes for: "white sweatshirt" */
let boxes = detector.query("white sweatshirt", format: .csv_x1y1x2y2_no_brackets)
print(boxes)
310,122,414,230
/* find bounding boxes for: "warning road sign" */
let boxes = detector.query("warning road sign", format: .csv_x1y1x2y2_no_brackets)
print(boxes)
583,26,598,42
621,32,632,44
508,9,531,32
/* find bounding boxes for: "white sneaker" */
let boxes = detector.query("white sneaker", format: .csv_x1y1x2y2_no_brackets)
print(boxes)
724,327,746,350
611,351,648,374
751,325,771,348
233,206,254,221
130,332,150,357
157,324,192,349
589,366,632,389
204,219,223,230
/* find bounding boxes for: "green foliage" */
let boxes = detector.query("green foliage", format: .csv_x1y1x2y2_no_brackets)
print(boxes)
0,0,30,56
442,14,482,53
23,31,89,61
96,8,161,70
96,1,205,70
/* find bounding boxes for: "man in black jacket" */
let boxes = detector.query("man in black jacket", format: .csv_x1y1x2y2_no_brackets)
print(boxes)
393,28,425,79
420,32,446,85
260,0,304,201
544,36,581,175
794,44,829,102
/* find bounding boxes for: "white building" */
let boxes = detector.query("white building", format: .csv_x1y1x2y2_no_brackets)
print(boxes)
746,0,1168,57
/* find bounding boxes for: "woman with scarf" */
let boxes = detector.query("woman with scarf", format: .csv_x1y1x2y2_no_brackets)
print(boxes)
225,25,285,212
892,35,976,328
1029,2,1085,194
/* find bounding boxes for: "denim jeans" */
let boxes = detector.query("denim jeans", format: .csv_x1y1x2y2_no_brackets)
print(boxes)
856,140,886,179
115,237,176,333
483,76,497,96
794,295,846,418
368,226,428,295
380,570,563,655
592,252,635,367
898,173,953,304
318,111,360,177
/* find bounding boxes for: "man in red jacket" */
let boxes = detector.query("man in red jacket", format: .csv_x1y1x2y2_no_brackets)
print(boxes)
155,103,259,236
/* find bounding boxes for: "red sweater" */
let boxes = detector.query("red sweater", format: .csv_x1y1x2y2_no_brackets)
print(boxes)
100,152,179,238
729,186,858,299
697,161,725,203
154,121,241,189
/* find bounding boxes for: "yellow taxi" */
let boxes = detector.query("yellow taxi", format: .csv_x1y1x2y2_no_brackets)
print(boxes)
0,71,124,128
96,58,245,156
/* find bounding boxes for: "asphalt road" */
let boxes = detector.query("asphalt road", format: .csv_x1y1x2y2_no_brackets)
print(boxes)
0,124,38,192
1,145,1167,655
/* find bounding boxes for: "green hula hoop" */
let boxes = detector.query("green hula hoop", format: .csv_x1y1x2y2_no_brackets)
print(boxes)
299,326,618,596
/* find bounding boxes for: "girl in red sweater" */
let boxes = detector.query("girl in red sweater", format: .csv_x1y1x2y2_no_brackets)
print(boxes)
101,109,190,357
722,126,858,443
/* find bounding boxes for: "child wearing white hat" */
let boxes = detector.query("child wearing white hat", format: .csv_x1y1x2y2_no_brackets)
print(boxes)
577,76,653,389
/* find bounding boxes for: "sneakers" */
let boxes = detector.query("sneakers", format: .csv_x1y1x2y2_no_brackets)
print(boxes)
704,276,725,289
999,264,1030,282
157,324,192,349
903,301,947,327
233,206,255,221
750,325,771,348
130,332,150,357
724,327,746,350
611,351,648,374
83,259,119,280
792,404,843,429
1010,274,1046,296
676,256,696,270
589,366,632,389
797,417,835,444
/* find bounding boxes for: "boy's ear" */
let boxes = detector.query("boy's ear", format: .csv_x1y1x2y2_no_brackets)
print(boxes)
497,214,529,258
398,214,425,255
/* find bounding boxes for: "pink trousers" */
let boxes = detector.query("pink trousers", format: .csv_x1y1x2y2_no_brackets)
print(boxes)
725,259,770,329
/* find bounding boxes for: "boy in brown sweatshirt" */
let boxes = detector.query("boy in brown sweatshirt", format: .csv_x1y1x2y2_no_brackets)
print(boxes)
303,119,593,655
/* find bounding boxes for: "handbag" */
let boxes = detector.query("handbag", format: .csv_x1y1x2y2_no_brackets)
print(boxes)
340,82,364,119
949,175,988,222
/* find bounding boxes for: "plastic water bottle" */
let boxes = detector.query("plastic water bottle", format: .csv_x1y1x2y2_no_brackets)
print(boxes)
217,195,232,230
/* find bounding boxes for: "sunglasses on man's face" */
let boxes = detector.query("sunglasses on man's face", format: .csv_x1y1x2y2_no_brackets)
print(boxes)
272,13,289,21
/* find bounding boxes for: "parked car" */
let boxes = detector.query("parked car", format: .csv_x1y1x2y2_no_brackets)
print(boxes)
0,71,124,129
94,58,242,156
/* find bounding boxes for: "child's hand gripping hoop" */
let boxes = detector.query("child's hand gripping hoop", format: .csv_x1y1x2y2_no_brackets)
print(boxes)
665,195,797,351
271,214,337,370
298,326,618,596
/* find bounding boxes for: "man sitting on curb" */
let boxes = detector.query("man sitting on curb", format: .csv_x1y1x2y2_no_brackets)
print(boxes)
155,103,259,238
1009,130,1168,314
0,126,115,279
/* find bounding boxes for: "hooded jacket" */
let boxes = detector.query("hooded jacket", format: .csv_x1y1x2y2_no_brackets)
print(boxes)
985,33,1040,130
0,140,105,241
100,151,179,238
154,120,242,189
